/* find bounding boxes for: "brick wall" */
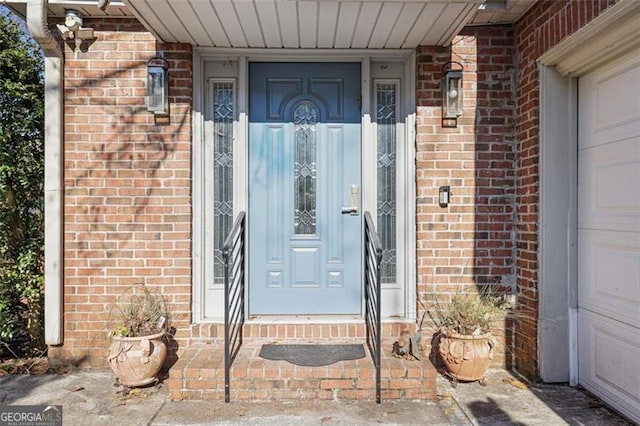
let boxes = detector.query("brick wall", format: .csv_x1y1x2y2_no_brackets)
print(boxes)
49,19,192,367
47,0,621,375
513,0,619,378
415,25,516,366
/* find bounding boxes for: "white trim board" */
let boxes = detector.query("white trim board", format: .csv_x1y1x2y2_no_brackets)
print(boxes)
26,0,65,346
538,0,640,76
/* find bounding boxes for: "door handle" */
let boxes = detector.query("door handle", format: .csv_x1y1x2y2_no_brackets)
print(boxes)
341,184,359,215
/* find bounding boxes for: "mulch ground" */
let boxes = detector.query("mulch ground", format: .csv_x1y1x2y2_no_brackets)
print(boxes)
0,357,68,376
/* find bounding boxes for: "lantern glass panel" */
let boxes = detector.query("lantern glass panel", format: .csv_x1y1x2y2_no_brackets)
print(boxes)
148,67,168,114
443,70,463,118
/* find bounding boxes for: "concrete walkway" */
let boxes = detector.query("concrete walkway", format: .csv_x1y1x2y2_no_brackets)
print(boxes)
437,370,633,425
0,369,633,425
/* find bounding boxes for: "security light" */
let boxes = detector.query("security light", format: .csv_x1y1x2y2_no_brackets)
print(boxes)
76,27,95,40
64,10,83,31
56,10,96,43
56,23,73,40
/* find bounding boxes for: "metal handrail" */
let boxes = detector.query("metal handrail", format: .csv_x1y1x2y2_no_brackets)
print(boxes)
364,211,383,404
223,211,246,403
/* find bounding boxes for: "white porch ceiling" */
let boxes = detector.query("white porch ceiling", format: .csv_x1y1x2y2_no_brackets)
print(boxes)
123,0,483,48
5,0,539,48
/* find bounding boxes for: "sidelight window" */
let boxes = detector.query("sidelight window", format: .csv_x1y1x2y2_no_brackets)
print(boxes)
375,82,397,284
212,81,234,284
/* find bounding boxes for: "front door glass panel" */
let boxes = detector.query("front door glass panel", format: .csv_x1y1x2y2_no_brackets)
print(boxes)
293,101,318,235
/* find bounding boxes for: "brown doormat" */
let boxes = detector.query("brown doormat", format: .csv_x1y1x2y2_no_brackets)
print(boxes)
259,344,366,367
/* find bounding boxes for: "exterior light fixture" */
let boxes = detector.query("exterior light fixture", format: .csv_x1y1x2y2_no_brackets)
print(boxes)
147,57,169,115
439,185,451,208
64,9,82,31
442,62,464,119
57,10,95,41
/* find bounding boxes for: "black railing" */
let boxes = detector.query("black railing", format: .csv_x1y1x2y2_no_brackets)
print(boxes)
223,211,246,403
364,212,383,404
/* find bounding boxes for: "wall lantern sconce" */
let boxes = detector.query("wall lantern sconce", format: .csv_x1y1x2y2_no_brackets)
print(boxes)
442,61,464,120
147,57,169,115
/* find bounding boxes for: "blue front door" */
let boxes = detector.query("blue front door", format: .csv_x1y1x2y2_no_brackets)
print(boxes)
248,62,362,315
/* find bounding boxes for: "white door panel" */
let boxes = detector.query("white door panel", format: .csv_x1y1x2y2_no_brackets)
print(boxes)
577,229,640,329
578,310,640,424
578,46,640,421
577,136,640,233
578,54,640,150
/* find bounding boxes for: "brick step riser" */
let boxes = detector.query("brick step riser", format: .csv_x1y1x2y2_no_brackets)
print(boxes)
168,363,436,401
187,322,419,343
170,366,436,401
171,381,436,401
168,329,436,402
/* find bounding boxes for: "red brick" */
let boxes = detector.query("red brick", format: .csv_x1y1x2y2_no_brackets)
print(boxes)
339,389,373,400
52,18,193,367
415,26,516,371
320,379,354,389
510,0,618,379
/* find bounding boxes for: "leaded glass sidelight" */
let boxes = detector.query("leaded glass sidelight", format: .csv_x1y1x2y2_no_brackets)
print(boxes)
293,102,318,235
376,83,397,284
212,81,234,284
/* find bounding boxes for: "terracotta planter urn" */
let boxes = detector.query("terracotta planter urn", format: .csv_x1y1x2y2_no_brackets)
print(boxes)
107,331,167,387
438,330,495,384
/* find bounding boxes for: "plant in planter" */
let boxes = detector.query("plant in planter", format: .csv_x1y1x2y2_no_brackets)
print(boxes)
428,287,508,386
107,284,169,387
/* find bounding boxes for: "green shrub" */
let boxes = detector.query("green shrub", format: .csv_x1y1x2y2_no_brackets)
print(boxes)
0,8,45,359
0,252,44,358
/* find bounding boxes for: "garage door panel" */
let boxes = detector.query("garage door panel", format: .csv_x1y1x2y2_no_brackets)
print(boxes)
578,229,640,328
578,46,640,422
578,310,640,424
578,136,640,233
579,56,640,150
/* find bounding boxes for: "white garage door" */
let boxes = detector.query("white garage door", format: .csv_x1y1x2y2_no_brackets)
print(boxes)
577,47,640,423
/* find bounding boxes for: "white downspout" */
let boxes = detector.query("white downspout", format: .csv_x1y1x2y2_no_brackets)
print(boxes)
26,0,64,345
